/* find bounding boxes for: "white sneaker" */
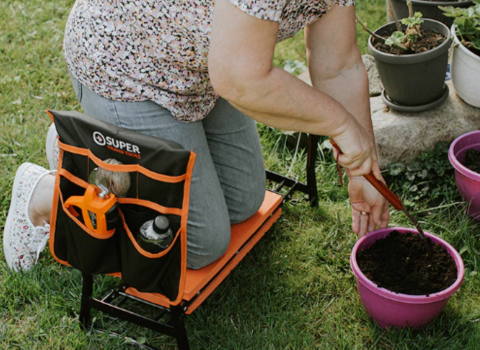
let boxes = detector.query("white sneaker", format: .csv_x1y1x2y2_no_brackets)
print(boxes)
3,163,53,271
46,123,59,170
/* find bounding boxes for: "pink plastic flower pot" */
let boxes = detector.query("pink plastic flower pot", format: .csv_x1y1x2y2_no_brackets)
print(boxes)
350,227,464,329
449,131,480,220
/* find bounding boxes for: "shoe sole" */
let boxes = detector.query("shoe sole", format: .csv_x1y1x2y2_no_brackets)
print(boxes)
46,123,58,171
3,163,35,271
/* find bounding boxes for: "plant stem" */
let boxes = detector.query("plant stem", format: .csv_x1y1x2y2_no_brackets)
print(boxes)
355,13,387,42
355,13,407,51
387,0,402,32
407,0,414,18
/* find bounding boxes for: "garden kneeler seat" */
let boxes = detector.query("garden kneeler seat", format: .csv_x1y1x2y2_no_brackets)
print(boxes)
125,190,283,315
46,110,292,350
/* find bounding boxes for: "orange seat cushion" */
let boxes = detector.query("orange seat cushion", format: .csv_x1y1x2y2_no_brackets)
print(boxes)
126,190,282,311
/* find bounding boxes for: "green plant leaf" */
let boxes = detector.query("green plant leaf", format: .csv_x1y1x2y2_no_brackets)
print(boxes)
406,33,419,43
407,161,422,172
468,7,475,18
418,169,429,179
401,12,424,28
455,17,466,27
385,31,405,46
434,141,449,155
472,37,480,50
406,172,416,181
439,6,466,18
435,167,445,177
388,161,406,176
458,18,479,35
475,4,480,18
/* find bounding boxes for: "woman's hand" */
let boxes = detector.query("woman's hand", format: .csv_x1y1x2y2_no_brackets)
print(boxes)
331,117,380,178
348,172,390,238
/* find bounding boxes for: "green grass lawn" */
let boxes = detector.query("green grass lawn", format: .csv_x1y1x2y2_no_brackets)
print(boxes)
1,0,480,349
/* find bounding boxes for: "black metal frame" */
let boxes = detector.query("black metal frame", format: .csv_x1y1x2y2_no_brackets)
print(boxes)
77,134,320,350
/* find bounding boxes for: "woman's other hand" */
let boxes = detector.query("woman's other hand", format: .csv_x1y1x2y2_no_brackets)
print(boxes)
348,173,390,238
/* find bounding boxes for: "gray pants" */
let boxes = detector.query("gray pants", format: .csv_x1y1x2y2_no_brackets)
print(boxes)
70,74,266,269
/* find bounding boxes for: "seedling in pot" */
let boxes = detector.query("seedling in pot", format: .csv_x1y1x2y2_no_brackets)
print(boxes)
440,4,480,52
356,14,424,53
356,0,445,54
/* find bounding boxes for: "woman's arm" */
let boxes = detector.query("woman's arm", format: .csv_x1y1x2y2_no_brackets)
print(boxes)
209,0,378,177
305,5,372,139
305,6,390,236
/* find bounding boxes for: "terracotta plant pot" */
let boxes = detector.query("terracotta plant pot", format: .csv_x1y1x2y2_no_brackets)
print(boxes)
351,227,464,329
368,19,452,111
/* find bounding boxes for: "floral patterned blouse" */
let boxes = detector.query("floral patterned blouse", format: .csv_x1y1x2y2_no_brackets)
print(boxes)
64,0,355,122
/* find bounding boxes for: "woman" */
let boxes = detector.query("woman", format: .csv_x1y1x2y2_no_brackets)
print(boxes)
3,0,389,272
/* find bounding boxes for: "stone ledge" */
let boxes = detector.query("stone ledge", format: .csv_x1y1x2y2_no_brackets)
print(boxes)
297,57,480,168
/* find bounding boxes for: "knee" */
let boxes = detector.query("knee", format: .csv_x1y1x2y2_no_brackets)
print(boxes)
186,216,231,269
229,173,266,224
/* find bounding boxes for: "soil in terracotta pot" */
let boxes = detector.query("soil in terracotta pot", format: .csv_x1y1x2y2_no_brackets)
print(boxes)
373,29,446,55
462,149,480,173
357,230,457,295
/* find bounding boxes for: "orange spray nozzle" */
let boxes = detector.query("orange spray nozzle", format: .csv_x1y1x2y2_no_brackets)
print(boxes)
64,184,118,235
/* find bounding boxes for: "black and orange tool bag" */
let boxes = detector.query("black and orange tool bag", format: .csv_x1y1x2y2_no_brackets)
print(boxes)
46,110,196,304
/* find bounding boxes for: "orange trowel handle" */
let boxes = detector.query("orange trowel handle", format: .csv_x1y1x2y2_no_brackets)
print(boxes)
363,173,403,211
330,139,403,211
64,185,117,235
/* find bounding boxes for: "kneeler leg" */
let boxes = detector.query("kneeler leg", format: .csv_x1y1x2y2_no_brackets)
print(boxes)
307,134,319,207
79,274,93,329
171,305,190,350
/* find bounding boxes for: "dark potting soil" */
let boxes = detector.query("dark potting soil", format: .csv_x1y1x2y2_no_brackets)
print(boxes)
462,149,480,173
467,46,480,58
373,29,446,55
357,231,457,295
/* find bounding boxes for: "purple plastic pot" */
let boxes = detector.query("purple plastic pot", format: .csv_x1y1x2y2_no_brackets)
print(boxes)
351,227,464,329
449,131,480,220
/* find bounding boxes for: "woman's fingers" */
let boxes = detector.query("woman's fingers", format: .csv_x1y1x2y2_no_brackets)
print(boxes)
351,157,373,177
358,211,369,238
368,213,378,233
352,204,371,237
331,116,382,178
379,201,390,229
335,141,374,177
371,161,382,181
352,209,361,234
332,145,339,161
369,201,384,232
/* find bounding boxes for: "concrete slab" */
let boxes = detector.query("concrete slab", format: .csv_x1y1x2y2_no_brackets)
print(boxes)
296,58,480,168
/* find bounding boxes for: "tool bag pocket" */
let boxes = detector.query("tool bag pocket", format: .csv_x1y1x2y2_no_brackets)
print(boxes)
53,175,121,275
120,204,183,298
48,110,195,303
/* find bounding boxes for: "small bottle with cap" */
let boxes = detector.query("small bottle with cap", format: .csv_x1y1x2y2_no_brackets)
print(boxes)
138,215,173,253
